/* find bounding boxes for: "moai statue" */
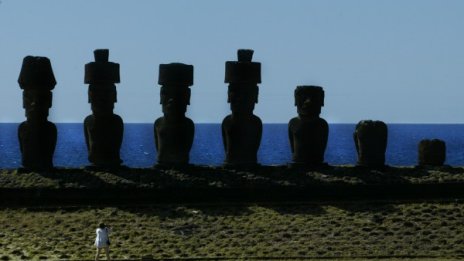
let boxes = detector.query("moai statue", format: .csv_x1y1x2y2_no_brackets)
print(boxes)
222,49,262,167
418,139,446,166
353,120,388,168
154,63,194,166
17,56,57,171
84,49,123,169
288,86,329,167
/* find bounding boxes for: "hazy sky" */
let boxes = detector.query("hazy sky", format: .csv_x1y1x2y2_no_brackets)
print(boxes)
0,0,463,123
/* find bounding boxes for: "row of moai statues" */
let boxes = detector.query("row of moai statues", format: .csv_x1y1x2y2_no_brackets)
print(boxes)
16,49,447,171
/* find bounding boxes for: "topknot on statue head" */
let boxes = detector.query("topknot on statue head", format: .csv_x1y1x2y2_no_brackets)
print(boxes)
18,56,56,90
294,86,325,107
225,49,261,84
158,63,194,87
84,49,120,85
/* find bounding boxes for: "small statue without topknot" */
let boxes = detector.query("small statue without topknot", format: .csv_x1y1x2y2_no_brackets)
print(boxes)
17,56,57,171
353,120,388,168
222,49,262,167
288,86,328,167
418,139,446,167
84,49,123,169
154,63,194,167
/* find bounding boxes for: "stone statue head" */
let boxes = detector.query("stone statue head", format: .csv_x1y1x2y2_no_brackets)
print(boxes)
18,56,56,122
160,85,191,117
88,84,116,116
225,49,261,116
294,86,324,118
354,120,388,167
158,63,193,118
23,90,52,121
228,84,258,115
84,49,120,117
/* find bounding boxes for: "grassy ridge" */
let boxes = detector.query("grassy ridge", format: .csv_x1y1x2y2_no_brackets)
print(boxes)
1,201,463,260
1,166,464,189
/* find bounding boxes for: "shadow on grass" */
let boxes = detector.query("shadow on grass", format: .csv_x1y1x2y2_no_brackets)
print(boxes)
320,166,411,184
332,201,398,215
116,203,254,219
9,165,464,191
29,167,128,188
265,203,326,216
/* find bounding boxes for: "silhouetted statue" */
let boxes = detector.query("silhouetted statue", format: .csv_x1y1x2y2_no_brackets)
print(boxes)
17,56,57,171
154,63,194,166
353,120,388,168
84,49,123,169
222,49,262,167
418,139,446,166
288,86,328,167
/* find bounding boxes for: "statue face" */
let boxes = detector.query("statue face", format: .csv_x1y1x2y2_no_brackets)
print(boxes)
89,90,116,116
296,91,322,118
228,85,258,115
160,86,190,117
23,90,51,120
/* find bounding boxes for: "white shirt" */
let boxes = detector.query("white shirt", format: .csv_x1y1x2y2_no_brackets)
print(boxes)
94,227,111,248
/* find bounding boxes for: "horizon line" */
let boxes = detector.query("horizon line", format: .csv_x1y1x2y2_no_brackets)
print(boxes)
1,122,464,125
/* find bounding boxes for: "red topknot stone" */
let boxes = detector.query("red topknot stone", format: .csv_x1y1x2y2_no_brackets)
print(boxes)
295,86,325,107
158,63,194,86
18,56,56,90
225,49,261,84
84,49,120,84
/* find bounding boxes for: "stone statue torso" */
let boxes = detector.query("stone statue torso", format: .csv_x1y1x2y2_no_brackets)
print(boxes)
18,121,57,170
222,115,262,165
154,117,194,165
288,117,328,164
84,114,123,166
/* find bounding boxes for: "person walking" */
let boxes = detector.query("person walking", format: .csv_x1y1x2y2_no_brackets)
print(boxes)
95,222,112,261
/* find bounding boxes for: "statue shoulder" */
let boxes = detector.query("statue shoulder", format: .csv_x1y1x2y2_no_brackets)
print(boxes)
288,117,300,126
222,115,232,125
318,118,329,128
154,117,164,127
18,121,27,130
251,115,262,125
113,114,123,123
184,117,194,127
84,115,95,124
46,121,57,131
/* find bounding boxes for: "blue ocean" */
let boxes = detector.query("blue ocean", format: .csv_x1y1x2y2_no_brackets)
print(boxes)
0,123,463,168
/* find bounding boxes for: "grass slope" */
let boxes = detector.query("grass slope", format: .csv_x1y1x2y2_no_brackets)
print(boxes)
0,200,463,260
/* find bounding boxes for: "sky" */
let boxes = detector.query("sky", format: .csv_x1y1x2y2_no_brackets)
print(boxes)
0,0,463,123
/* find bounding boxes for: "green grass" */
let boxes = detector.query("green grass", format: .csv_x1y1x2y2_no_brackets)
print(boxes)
0,200,463,260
